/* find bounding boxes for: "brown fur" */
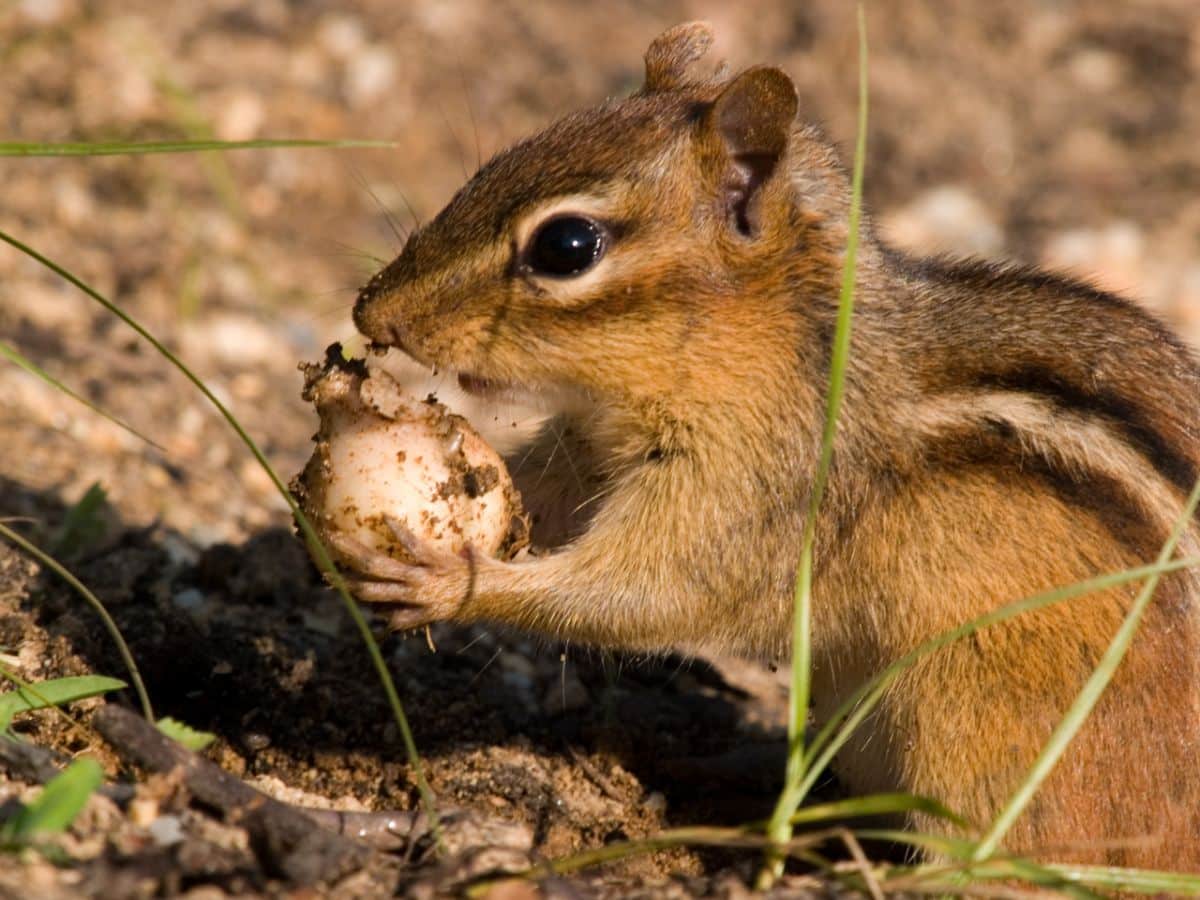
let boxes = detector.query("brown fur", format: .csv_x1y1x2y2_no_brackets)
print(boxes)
350,23,1200,867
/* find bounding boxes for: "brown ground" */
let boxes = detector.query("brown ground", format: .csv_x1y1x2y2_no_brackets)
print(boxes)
1,1,1198,897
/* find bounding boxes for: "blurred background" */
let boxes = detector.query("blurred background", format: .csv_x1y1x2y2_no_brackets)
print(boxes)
2,0,1198,542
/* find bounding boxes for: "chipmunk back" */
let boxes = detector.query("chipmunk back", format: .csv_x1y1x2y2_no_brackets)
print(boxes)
346,23,1200,868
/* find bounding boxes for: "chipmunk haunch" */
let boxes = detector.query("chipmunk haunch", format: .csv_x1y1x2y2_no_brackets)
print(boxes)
349,21,1200,868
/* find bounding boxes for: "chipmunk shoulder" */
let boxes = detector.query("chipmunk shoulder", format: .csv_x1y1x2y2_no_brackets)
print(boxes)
348,23,1200,868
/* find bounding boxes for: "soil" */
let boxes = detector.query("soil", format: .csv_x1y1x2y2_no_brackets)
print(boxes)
1,1,1198,897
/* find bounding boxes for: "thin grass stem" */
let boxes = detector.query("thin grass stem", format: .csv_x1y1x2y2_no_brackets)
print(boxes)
0,340,163,451
0,139,396,157
758,3,869,887
0,521,152,722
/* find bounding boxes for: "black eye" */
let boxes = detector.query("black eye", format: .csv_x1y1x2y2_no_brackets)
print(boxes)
526,216,605,277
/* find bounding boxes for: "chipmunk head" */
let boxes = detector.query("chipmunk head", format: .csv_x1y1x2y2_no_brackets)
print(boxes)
354,22,848,412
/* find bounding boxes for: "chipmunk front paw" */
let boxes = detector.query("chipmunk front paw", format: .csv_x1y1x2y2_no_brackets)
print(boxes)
322,516,475,630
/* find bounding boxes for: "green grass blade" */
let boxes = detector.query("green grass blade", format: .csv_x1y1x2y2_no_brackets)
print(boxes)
0,228,440,836
867,844,1200,897
852,827,976,860
0,521,151,722
973,477,1200,860
0,340,163,451
0,139,396,157
1,758,103,844
885,862,1105,900
156,717,216,752
796,555,1200,806
0,664,102,749
1044,865,1200,895
759,5,869,886
488,798,959,891
789,792,967,830
0,675,126,732
853,832,1105,899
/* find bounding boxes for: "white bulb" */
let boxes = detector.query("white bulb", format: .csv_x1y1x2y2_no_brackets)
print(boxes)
294,352,527,564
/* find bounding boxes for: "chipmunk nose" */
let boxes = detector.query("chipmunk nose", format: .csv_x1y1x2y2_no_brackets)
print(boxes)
353,301,411,351
353,270,401,346
353,284,427,363
352,294,386,344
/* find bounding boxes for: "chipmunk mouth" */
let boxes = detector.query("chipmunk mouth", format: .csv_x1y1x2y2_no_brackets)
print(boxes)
456,370,589,417
457,372,502,397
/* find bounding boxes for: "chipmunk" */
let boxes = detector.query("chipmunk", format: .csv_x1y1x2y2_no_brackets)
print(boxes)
339,23,1200,868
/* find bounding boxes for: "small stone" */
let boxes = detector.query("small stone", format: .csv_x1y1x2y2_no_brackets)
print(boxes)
52,176,94,226
1042,221,1145,297
147,815,185,847
497,650,536,678
346,47,397,103
215,91,264,141
181,887,229,900
179,312,279,369
242,731,271,752
500,669,534,696
880,185,1003,257
238,458,279,501
128,796,159,827
172,588,206,613
644,791,667,816
230,373,265,402
474,881,541,900
19,0,70,24
1068,48,1124,92
318,15,366,57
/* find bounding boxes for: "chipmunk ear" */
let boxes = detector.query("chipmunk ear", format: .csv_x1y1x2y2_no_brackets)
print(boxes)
708,66,799,236
642,22,715,92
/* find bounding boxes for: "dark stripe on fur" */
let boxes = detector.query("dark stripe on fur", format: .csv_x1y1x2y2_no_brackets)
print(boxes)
920,418,1166,562
971,366,1196,496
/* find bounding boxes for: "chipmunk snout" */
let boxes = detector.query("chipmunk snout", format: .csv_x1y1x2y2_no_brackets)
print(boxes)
353,298,410,352
353,284,434,366
352,266,404,346
351,295,383,344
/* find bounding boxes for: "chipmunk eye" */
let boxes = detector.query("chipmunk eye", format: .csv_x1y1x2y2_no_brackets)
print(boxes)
526,216,605,277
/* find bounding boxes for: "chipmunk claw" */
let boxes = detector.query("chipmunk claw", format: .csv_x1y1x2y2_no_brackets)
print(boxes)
319,523,475,628
384,604,441,632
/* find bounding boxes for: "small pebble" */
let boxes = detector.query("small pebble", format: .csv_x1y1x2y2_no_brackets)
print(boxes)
500,669,534,696
644,791,667,816
215,91,264,141
346,47,397,103
242,732,271,752
181,887,228,900
172,588,206,613
498,650,536,678
880,185,1003,257
147,815,185,847
128,796,159,827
